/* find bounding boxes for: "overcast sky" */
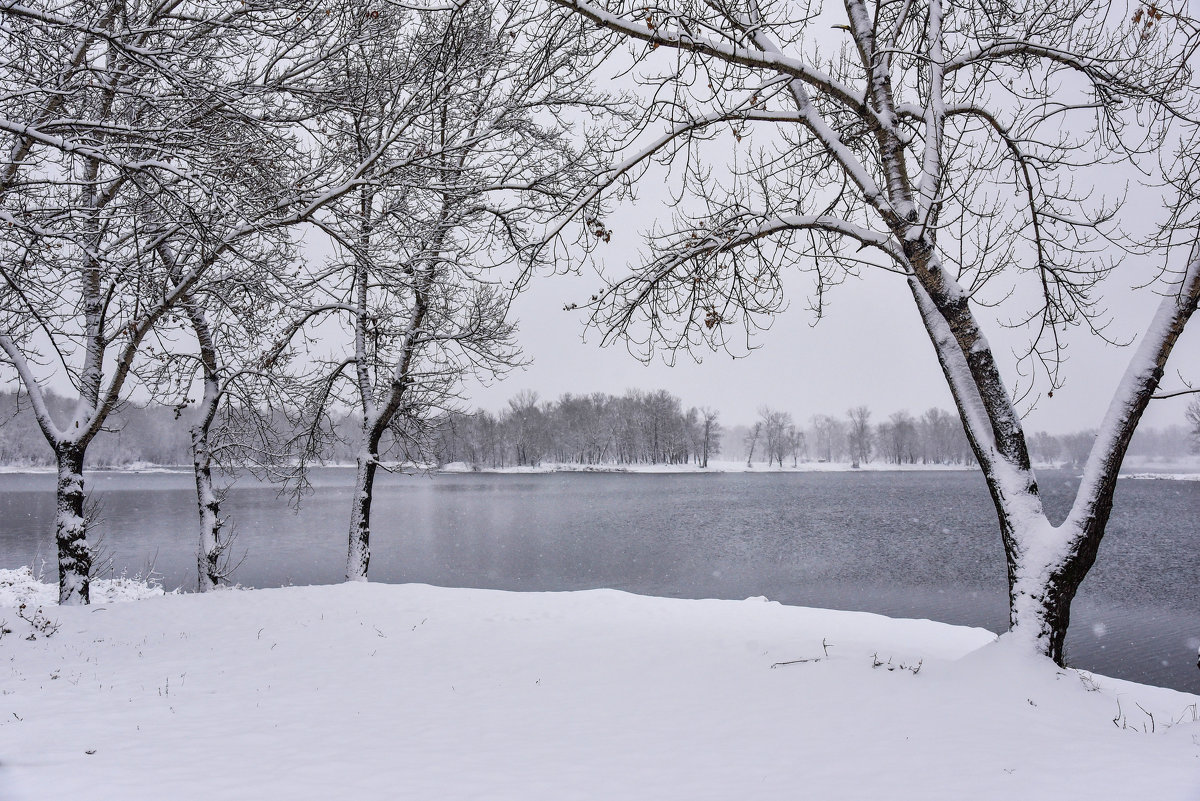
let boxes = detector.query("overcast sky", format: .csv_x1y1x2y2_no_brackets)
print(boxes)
466,220,1200,434
22,23,1200,438
461,34,1200,435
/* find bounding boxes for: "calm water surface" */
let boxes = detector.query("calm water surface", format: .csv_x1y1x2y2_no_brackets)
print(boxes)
1,468,1196,693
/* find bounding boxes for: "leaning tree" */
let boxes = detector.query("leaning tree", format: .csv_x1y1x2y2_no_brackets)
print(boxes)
549,0,1200,663
289,0,615,581
145,241,307,592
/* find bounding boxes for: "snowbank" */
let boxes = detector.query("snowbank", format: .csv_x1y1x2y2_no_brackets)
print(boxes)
0,464,54,474
0,566,168,607
1121,472,1200,482
1,581,1196,800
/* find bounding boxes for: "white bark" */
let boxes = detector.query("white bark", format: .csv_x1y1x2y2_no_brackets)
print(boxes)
193,430,223,593
187,302,226,592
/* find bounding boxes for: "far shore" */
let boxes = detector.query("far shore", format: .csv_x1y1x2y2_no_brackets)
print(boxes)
1,457,1199,479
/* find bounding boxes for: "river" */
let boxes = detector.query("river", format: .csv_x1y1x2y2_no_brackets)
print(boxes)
1,466,1196,693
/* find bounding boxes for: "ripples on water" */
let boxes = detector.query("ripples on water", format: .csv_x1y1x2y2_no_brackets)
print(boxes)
0,468,1196,693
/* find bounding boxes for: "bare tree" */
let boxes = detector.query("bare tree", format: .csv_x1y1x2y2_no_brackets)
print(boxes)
505,391,549,467
551,0,1200,662
285,2,610,580
1187,399,1200,452
810,414,844,463
174,275,305,592
699,406,721,467
0,0,366,603
758,406,792,467
882,410,918,465
846,406,873,467
918,407,970,465
438,388,718,467
744,421,761,467
1028,431,1062,467
786,424,803,466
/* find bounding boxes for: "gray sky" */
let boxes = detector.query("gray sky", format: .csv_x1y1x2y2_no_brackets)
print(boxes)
467,226,1200,434
25,23,1199,438
462,33,1200,435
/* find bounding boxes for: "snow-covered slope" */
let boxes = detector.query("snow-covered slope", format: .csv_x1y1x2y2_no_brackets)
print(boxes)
1,581,1196,800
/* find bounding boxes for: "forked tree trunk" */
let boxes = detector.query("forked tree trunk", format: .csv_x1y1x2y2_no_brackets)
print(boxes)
1009,542,1086,663
54,446,90,604
910,240,1200,666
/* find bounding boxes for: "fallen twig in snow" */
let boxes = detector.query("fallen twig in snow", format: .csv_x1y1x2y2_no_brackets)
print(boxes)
770,657,823,668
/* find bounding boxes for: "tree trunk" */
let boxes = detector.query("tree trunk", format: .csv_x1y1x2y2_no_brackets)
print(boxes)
346,429,382,581
1004,515,1111,665
186,301,226,592
192,423,224,592
54,447,90,604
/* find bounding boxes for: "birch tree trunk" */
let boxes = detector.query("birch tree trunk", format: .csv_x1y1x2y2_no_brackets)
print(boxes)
184,301,227,591
191,421,224,592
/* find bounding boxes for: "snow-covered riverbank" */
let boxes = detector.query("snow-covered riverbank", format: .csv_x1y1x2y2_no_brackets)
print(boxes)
3,457,1198,477
438,459,980,473
1,576,1196,800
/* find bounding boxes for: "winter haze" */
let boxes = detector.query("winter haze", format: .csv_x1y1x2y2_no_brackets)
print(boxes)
1,1,1198,799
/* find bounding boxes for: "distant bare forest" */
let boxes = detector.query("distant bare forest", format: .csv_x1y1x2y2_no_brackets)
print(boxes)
1,390,1193,470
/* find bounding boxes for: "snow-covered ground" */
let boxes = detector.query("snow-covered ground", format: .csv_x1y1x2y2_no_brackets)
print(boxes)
1,573,1196,800
0,463,189,475
1122,472,1200,482
0,566,170,606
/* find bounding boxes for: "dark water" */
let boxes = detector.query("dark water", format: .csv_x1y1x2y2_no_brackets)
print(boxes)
0,467,1196,693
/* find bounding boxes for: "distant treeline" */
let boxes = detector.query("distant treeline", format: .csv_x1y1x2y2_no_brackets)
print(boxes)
723,414,1196,467
432,390,721,467
0,390,1194,469
0,392,192,467
435,396,1197,469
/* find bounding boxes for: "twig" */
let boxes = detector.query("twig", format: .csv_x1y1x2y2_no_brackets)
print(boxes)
770,657,822,668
